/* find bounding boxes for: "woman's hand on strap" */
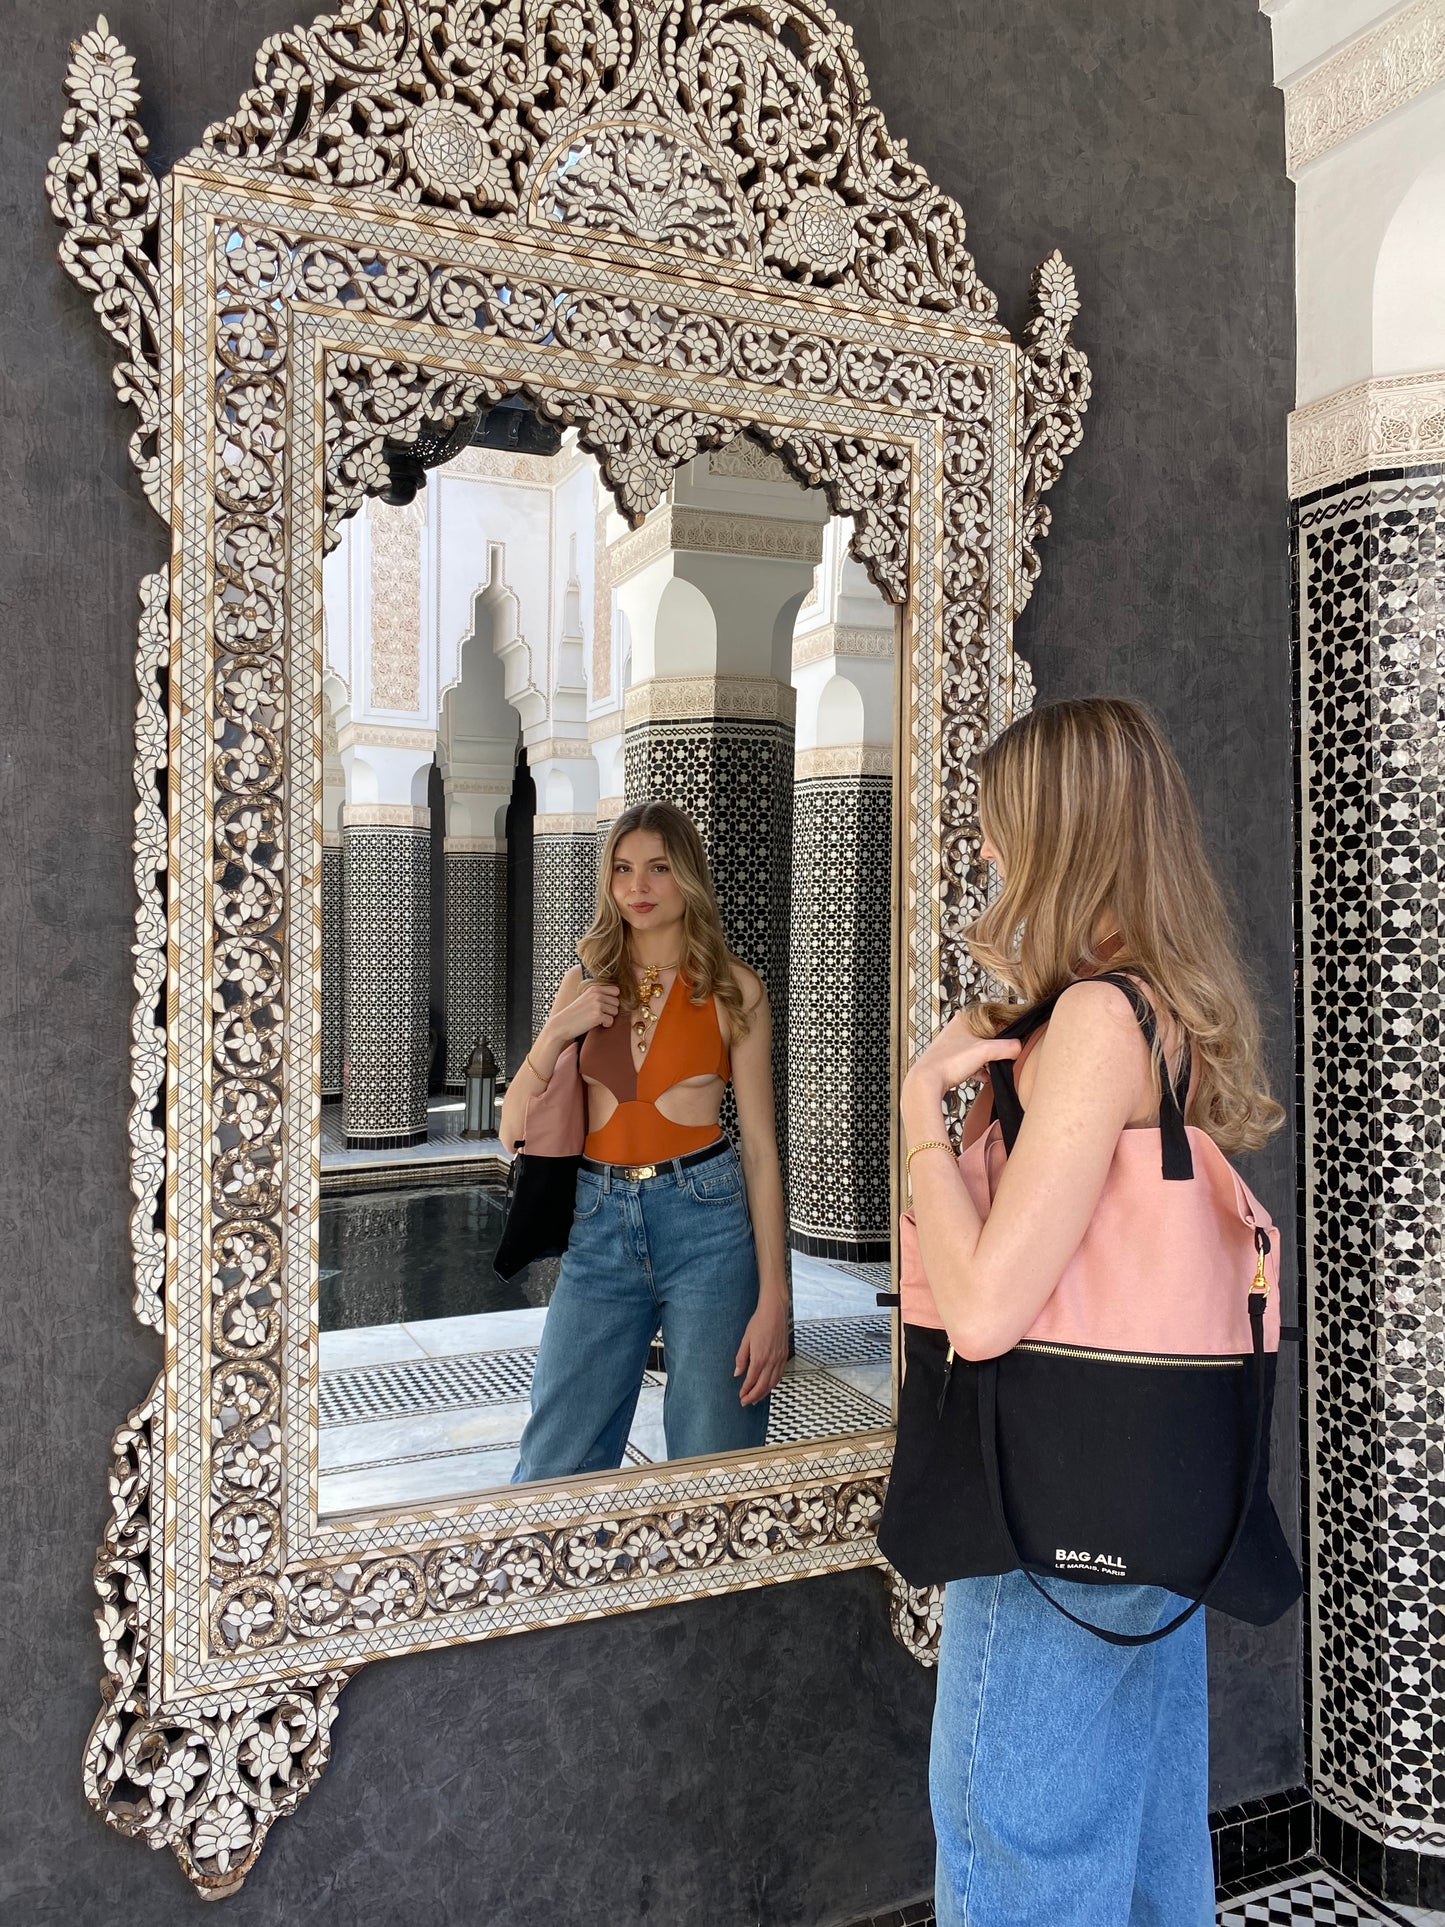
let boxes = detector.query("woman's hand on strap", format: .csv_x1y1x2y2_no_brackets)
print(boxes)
499,970,619,1149
544,979,621,1044
905,1009,1021,1099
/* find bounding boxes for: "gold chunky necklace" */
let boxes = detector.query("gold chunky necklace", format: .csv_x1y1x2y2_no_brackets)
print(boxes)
632,960,679,1057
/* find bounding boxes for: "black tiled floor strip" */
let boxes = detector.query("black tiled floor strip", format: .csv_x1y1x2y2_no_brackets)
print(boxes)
1316,1810,1445,1912
1213,1789,1316,1890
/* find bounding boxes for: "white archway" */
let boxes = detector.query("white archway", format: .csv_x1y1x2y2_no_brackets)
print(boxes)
1373,148,1445,377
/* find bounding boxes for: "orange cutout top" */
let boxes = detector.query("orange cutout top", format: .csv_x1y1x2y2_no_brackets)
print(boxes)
579,972,730,1163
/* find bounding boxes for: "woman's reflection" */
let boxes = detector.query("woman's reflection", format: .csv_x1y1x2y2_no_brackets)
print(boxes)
501,799,788,1478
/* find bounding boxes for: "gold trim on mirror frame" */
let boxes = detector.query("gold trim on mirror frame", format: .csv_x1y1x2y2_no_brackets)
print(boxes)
50,5,1088,1894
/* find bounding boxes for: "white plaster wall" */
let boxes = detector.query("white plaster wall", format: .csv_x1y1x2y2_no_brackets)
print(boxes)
1265,0,1445,401
322,516,367,700
1262,0,1409,84
793,658,895,751
1294,85,1445,399
432,471,555,718
551,460,598,722
1372,144,1445,372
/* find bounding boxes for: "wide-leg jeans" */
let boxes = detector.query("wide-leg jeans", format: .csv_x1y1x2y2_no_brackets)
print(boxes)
512,1143,769,1483
930,1571,1215,1927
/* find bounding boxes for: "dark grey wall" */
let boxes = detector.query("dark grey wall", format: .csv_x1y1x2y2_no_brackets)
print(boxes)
0,2,1297,1921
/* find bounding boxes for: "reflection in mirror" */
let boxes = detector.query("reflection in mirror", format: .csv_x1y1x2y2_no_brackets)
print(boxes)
317,414,897,1515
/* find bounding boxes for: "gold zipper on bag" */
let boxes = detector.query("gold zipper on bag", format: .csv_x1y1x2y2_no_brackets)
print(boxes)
939,1340,1240,1371
1012,1340,1242,1370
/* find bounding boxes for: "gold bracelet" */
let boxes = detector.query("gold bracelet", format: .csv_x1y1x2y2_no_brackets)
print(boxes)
525,1051,552,1087
906,1138,951,1177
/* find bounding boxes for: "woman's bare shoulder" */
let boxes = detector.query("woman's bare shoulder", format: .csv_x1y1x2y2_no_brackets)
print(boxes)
1034,976,1182,1124
727,959,767,1011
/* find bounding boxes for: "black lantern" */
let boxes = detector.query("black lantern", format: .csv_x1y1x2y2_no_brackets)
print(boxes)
461,1038,499,1140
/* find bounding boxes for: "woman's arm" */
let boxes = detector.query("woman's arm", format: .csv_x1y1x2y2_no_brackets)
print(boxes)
901,980,1151,1360
497,966,620,1152
727,967,789,1405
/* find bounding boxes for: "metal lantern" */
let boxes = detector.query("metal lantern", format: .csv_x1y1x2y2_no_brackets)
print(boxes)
461,1037,499,1140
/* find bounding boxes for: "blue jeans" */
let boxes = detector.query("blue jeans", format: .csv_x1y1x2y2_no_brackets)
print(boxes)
931,1572,1214,1927
512,1143,768,1482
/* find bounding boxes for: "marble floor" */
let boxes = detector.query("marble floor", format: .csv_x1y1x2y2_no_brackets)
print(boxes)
319,1254,892,1515
320,1092,505,1175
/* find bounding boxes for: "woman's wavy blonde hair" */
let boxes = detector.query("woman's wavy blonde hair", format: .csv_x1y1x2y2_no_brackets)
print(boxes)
965,697,1284,1154
578,799,751,1036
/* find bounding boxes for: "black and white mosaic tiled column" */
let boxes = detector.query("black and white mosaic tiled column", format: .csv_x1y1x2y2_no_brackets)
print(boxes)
1296,459,1445,1885
531,815,599,1032
625,677,795,1165
789,759,892,1259
321,839,345,1100
341,809,431,1149
443,839,507,1088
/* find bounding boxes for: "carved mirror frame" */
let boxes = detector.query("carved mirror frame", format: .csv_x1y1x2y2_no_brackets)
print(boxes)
50,3,1087,1894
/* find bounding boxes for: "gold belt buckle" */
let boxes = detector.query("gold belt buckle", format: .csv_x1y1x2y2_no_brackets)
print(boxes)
623,1163,657,1182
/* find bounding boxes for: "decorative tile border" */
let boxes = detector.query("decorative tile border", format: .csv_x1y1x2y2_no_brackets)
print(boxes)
1288,375,1445,498
1283,0,1445,175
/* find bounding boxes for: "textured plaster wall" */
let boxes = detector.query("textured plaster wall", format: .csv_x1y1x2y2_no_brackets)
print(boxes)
0,1,1296,1921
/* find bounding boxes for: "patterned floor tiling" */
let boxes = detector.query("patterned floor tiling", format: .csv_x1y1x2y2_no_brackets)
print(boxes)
763,1369,891,1442
319,1346,632,1426
1216,1872,1420,1924
838,1873,1439,1927
793,1313,892,1365
832,1258,894,1287
320,1346,889,1445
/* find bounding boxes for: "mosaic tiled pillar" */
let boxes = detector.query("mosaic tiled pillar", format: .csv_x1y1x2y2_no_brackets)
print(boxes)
625,677,795,1166
341,808,431,1148
443,839,507,1088
321,839,345,1100
532,816,599,1032
1296,461,1445,1871
789,757,892,1259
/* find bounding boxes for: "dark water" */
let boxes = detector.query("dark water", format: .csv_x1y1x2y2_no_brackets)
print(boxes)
319,1181,535,1331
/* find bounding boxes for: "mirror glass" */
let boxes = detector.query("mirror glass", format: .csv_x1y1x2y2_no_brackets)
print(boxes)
317,411,897,1515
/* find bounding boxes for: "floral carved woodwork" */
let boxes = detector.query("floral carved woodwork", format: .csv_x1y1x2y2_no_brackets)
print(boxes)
45,17,163,509
51,1,1087,1893
85,1382,349,1898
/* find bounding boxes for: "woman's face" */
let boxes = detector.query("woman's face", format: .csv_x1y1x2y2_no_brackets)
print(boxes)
611,830,685,940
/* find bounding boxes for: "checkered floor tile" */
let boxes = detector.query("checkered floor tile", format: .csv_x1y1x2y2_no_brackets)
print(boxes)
1216,1873,1418,1924
832,1258,893,1287
320,1347,549,1425
794,1313,891,1365
320,1345,888,1446
764,1369,890,1442
840,1874,1438,1927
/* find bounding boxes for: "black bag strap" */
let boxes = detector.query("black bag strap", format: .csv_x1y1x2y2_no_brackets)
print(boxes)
975,1235,1271,1647
987,972,1193,1181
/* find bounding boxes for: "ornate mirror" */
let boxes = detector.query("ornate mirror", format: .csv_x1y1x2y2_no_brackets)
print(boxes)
49,0,1087,1893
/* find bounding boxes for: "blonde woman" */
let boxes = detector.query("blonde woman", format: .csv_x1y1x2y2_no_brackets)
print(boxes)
502,799,789,1481
900,699,1285,1927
